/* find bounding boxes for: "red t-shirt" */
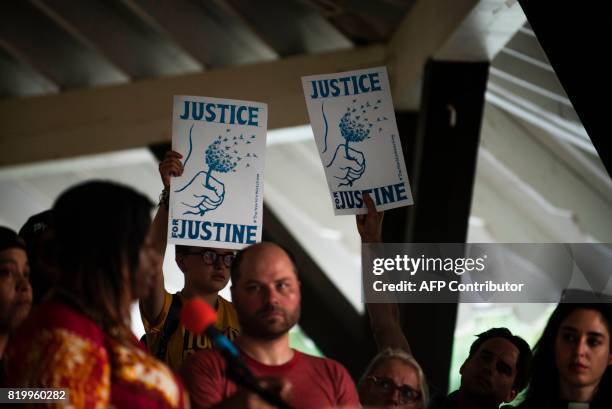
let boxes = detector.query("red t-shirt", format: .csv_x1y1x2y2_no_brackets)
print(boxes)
180,348,359,409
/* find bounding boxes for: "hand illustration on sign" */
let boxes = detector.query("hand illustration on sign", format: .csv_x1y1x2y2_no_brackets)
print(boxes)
175,125,257,216
324,99,386,187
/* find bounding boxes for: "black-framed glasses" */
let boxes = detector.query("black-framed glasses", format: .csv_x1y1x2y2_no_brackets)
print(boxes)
183,250,236,267
365,375,421,404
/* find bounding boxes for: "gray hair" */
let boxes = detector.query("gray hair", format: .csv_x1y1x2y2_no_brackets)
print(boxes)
359,348,429,409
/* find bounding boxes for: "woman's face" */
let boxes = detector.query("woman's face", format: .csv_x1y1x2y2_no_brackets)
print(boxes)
359,358,422,409
0,247,32,331
130,231,162,301
555,308,612,392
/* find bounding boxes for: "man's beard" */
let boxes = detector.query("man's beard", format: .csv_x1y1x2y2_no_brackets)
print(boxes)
237,302,301,340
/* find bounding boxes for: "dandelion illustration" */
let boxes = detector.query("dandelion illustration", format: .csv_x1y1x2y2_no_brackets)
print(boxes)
339,109,371,160
175,124,259,216
204,139,238,188
335,99,386,161
324,99,388,187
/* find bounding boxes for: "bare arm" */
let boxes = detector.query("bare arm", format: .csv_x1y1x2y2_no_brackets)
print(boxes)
140,151,183,324
357,194,412,355
365,301,412,355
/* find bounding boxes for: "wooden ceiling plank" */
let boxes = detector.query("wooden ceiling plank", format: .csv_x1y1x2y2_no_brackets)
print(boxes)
0,41,59,97
0,37,61,94
34,0,201,79
225,0,352,56
123,0,278,68
29,0,134,82
0,1,128,88
120,0,211,69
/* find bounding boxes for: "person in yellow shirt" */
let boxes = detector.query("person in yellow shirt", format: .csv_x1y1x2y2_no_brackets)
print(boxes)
140,150,240,371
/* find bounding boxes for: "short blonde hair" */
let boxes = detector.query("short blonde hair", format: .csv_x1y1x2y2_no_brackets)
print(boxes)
359,348,429,409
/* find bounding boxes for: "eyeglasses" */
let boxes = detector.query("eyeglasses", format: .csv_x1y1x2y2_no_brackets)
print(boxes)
365,375,422,404
182,250,236,267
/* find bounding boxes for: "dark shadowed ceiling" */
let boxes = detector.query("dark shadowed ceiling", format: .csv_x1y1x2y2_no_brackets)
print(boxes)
0,0,416,98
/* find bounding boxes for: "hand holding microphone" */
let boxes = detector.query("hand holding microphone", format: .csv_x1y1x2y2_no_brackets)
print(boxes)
180,297,293,409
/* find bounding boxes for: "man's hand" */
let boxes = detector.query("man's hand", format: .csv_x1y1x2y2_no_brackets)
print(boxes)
356,193,383,243
159,150,184,190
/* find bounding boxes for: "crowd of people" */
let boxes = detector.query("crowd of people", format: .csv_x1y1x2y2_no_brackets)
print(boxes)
0,150,610,408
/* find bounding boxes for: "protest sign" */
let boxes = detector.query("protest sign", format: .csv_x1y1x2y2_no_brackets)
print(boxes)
302,67,413,215
168,95,267,249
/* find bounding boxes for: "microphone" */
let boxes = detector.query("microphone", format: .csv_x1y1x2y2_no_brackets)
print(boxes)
181,296,241,360
180,298,293,409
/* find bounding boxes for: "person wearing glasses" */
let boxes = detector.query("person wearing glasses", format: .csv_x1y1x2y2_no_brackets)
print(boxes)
356,194,428,408
359,349,428,408
356,195,531,409
140,150,240,371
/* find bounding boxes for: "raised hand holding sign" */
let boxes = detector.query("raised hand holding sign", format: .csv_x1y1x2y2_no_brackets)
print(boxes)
302,67,414,215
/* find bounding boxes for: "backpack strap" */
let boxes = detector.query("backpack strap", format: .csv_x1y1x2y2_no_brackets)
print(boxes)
153,293,183,361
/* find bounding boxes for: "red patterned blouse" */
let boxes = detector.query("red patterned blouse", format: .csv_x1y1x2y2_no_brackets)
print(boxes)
6,299,189,409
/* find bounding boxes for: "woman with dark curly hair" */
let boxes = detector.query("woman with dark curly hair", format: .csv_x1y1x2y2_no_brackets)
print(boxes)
6,181,188,409
518,303,612,409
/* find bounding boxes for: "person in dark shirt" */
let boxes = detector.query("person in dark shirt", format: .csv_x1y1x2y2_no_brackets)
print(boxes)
429,327,531,409
517,303,612,409
357,194,531,409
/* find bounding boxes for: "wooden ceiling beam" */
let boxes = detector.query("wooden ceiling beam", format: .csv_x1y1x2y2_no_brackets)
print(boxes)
0,45,386,167
225,0,352,56
0,1,128,89
0,38,60,97
31,0,202,79
121,0,278,68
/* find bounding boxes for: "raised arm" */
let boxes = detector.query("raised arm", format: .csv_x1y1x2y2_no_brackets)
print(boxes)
140,151,183,323
357,194,412,355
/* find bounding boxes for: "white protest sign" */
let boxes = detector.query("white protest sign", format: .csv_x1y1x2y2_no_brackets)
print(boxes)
168,95,267,249
302,67,413,215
